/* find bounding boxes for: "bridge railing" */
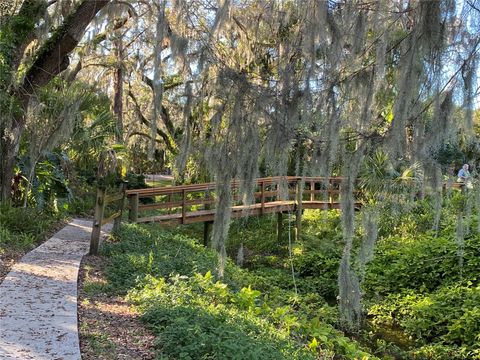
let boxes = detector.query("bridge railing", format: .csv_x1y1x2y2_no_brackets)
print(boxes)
125,176,345,224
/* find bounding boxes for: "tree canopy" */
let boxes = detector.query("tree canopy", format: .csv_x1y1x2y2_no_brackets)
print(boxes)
1,0,479,330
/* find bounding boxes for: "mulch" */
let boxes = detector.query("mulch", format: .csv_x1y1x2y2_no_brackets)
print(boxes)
78,255,157,360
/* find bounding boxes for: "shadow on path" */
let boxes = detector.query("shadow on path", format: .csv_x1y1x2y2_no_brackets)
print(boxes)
0,219,111,360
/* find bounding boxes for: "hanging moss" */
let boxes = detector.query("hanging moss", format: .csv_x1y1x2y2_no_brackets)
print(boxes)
168,0,479,329
0,0,46,86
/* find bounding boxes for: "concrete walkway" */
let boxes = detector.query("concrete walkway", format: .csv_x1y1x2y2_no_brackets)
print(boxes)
0,219,111,360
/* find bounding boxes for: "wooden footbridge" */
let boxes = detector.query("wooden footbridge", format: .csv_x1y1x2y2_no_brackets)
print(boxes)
124,177,468,226
114,176,354,245
88,175,467,253
125,176,354,225
89,176,350,252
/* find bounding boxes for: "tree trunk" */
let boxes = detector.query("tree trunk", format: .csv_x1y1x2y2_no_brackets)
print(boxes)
113,35,124,143
0,93,29,201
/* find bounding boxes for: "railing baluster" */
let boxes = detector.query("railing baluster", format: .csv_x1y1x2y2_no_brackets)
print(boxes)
182,189,186,224
261,180,265,214
329,178,333,204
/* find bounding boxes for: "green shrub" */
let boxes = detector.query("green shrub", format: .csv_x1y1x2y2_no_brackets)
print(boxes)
130,274,314,360
101,224,221,293
125,173,149,189
99,193,480,360
145,305,307,360
65,193,96,216
368,284,480,358
364,231,480,296
292,250,341,300
101,223,377,359
227,215,289,260
0,202,60,250
409,343,480,360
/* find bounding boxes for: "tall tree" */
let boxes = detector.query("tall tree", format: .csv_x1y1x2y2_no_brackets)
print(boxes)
0,0,110,200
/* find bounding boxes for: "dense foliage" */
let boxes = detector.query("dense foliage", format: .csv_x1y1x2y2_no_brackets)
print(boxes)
0,202,63,253
1,1,479,357
101,224,376,359
91,189,480,359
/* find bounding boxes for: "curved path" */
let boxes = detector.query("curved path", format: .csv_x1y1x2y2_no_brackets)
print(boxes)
0,219,111,360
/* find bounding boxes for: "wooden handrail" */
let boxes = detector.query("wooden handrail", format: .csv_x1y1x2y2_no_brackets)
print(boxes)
125,176,345,197
125,176,347,224
127,177,344,199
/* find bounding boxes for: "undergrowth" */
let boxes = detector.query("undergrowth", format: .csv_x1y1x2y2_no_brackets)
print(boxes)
96,191,479,360
0,202,63,252
102,223,376,359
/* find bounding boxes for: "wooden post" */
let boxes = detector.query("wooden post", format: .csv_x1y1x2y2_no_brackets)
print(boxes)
261,180,265,214
328,178,333,204
204,188,211,210
277,212,283,243
310,181,315,201
90,187,106,255
203,221,212,246
295,180,302,242
113,181,126,232
128,193,139,222
182,189,186,224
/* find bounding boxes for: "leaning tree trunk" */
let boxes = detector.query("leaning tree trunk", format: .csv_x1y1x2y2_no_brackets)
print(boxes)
0,0,111,201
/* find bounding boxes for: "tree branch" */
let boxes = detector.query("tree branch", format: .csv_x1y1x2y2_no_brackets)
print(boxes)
128,90,176,154
22,0,111,95
10,0,48,74
64,60,82,83
141,75,177,136
129,131,164,144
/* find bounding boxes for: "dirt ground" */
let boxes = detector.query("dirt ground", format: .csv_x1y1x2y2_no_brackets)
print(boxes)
78,255,157,360
0,251,23,284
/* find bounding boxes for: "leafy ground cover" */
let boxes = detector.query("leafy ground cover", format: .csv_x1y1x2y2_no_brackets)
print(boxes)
95,223,376,359
79,191,479,359
364,200,480,359
183,193,480,359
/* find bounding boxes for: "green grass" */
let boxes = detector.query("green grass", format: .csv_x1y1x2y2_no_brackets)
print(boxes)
145,179,172,187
